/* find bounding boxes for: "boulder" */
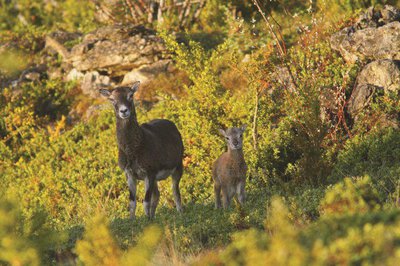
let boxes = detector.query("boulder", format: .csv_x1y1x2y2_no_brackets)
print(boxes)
59,24,172,97
355,60,400,93
331,5,400,63
269,66,297,93
121,60,171,85
69,24,168,75
80,71,111,98
347,60,400,121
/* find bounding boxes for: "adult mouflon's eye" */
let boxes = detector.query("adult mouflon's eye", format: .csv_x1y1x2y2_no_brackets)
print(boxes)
240,134,243,138
225,137,229,140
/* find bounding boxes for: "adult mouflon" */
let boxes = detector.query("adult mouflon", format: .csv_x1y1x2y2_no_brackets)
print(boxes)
212,126,247,209
99,81,184,219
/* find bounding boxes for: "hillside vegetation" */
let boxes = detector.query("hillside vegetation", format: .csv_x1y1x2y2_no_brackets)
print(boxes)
1,0,400,265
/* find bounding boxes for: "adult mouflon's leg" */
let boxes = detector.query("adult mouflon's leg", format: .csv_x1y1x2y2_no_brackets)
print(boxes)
125,169,137,218
144,177,155,218
171,164,183,212
150,182,160,218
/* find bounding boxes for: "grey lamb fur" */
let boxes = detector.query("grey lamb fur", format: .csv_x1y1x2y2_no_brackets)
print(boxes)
99,81,184,219
212,126,247,209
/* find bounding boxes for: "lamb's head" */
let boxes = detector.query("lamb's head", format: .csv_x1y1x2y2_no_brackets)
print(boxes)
99,81,140,120
219,125,247,150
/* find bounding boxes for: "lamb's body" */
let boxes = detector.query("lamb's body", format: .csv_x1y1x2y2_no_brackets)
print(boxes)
100,82,184,218
212,126,247,209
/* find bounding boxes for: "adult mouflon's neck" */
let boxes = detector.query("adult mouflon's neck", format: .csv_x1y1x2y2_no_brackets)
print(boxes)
116,113,143,151
227,148,244,159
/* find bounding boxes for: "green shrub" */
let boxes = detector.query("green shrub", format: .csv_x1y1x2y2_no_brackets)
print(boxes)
218,197,400,265
76,213,162,266
75,214,122,266
0,0,96,32
2,2,400,263
302,209,400,248
330,128,400,203
0,198,63,266
320,176,381,216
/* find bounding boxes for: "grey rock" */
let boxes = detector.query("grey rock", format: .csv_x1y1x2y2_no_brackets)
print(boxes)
121,60,171,85
347,84,377,115
331,5,400,63
59,24,173,97
81,71,111,98
331,22,400,63
356,60,400,92
270,66,297,93
66,68,84,81
69,24,167,75
347,60,400,122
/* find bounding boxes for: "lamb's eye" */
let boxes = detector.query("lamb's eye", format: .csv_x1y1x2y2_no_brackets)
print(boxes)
240,134,243,138
225,137,229,140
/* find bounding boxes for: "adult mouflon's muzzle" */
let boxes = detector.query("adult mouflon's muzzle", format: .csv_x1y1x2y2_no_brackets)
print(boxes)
118,106,131,119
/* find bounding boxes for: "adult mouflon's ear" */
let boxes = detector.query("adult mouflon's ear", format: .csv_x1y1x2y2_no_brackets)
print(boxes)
240,124,247,132
130,81,140,93
218,129,227,137
99,89,111,97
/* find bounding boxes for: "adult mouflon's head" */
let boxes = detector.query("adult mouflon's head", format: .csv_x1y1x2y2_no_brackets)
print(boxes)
219,125,246,150
99,81,140,120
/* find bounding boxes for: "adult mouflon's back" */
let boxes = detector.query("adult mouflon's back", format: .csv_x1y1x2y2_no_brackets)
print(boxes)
100,81,184,219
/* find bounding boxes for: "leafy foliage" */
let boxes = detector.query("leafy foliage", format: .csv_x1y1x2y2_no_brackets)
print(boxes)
320,176,381,216
330,128,400,202
1,0,400,265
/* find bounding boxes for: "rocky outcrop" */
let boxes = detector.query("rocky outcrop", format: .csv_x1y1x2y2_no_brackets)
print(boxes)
329,5,400,127
331,5,400,64
44,24,172,97
347,60,400,124
68,25,167,74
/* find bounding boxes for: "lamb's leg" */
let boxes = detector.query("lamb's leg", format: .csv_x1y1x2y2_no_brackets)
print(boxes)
144,177,155,219
150,182,160,218
171,164,183,212
222,187,231,209
125,169,137,219
214,181,222,209
237,181,246,205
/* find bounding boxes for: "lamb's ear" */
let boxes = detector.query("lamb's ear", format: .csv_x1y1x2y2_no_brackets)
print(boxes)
240,124,247,132
99,89,111,97
218,129,226,137
130,81,140,93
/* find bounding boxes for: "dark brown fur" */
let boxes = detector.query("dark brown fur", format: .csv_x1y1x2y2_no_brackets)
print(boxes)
100,82,184,218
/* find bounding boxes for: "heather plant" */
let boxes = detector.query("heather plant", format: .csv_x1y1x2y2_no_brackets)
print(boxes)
205,196,400,265
319,176,382,216
1,1,400,264
76,213,162,266
330,128,400,203
0,198,63,266
0,0,96,32
75,214,122,266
